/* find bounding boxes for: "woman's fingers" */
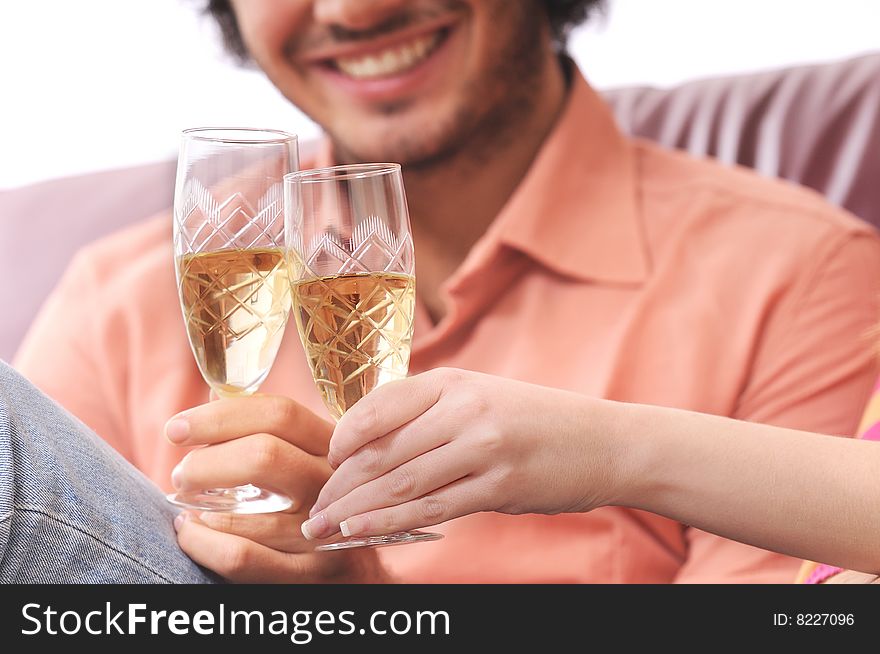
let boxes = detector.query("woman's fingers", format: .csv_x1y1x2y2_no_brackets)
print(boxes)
312,403,454,516
302,441,475,540
328,368,457,468
327,477,483,539
165,394,333,456
172,433,331,512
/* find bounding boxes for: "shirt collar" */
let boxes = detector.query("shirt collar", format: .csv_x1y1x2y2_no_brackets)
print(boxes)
309,65,650,286
489,66,650,285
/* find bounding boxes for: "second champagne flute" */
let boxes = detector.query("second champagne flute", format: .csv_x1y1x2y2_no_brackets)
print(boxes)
285,163,443,550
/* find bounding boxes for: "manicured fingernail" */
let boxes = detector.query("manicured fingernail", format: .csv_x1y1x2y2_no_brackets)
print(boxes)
340,520,352,537
308,503,321,518
165,417,191,443
173,513,186,532
301,513,328,540
171,462,183,489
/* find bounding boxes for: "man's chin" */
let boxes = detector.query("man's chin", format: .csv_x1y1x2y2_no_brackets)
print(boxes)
330,117,481,170
319,88,490,166
330,136,452,169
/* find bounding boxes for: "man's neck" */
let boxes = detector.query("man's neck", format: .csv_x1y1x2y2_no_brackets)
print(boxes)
403,55,570,321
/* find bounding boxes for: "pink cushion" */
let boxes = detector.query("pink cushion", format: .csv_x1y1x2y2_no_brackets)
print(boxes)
0,160,176,362
605,53,880,226
2,54,879,361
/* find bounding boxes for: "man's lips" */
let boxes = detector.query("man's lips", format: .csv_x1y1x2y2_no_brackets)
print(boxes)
334,31,444,79
302,17,458,81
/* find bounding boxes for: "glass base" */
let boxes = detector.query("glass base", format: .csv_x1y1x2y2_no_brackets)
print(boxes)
166,484,293,514
315,531,444,552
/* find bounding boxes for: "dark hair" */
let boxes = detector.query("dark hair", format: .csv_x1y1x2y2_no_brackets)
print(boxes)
203,0,605,62
544,0,606,49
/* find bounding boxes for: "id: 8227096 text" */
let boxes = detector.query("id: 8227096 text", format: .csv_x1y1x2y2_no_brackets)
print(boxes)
773,613,854,626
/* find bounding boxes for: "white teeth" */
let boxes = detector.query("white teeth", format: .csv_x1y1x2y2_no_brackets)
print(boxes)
335,33,441,79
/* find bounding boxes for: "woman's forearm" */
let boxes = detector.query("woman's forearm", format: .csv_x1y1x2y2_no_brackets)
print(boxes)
600,400,880,573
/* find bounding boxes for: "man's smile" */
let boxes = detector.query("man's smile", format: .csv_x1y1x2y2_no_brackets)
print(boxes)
332,31,444,79
297,15,460,102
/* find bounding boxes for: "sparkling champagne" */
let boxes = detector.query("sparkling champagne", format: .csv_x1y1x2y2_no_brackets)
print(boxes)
292,272,416,419
177,247,291,396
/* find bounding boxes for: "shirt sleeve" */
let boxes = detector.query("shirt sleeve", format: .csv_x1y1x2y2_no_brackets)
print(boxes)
674,230,880,584
13,248,134,463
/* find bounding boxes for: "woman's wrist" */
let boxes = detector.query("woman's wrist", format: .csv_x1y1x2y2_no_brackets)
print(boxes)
582,398,671,512
560,395,647,512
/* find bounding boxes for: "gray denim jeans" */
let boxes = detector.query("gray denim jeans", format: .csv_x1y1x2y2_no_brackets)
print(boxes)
0,361,216,583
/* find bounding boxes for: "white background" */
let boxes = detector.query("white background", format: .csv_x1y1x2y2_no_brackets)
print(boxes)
1,0,878,189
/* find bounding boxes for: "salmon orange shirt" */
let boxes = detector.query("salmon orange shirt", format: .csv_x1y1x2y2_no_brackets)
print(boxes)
15,69,880,583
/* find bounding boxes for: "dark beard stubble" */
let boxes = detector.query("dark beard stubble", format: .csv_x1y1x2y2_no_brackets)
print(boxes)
331,0,551,173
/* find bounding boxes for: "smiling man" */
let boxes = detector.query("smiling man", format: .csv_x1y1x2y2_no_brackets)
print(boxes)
13,0,880,583
227,0,563,162
220,0,580,324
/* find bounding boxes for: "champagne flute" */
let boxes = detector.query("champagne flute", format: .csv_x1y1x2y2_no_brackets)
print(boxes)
285,163,443,550
169,127,298,513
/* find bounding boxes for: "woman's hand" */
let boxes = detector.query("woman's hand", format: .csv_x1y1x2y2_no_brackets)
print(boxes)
301,368,621,541
166,395,391,583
